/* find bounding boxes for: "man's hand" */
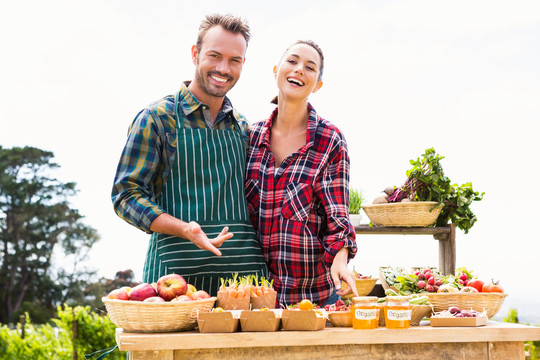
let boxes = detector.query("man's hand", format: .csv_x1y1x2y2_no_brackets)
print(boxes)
184,221,232,256
331,247,359,297
149,214,233,256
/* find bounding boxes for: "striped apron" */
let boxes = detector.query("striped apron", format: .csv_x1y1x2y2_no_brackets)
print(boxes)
142,91,267,296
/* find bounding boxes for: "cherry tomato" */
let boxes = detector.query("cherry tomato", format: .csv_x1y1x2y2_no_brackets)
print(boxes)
482,282,504,293
467,279,485,292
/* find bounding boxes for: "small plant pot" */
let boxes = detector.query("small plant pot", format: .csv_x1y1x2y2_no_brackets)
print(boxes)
349,213,363,227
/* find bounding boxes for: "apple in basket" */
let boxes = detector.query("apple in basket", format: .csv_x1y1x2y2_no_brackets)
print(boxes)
171,295,192,303
129,283,158,301
190,290,211,301
108,287,130,300
157,273,188,301
186,284,197,297
143,296,166,303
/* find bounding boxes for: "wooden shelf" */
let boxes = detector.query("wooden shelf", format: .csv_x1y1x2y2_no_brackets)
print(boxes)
354,224,456,275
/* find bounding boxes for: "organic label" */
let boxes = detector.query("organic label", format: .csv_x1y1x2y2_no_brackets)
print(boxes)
387,309,412,321
355,309,378,320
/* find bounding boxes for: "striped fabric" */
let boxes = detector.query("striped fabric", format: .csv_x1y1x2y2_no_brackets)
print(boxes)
245,104,357,306
111,82,250,234
142,90,267,296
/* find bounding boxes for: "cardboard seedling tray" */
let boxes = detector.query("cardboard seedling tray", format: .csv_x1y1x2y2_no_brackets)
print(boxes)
281,310,326,331
197,311,241,333
216,290,250,310
240,310,281,332
430,316,488,327
250,290,277,309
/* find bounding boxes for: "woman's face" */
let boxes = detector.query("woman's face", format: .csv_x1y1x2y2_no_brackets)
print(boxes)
274,43,323,102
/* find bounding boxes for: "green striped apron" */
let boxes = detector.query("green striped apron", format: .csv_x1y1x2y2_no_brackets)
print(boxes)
142,91,267,296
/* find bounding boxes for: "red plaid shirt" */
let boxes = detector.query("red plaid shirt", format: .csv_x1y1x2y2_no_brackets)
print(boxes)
245,104,357,306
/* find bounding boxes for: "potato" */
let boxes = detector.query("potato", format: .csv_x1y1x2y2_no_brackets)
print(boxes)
372,194,389,204
384,187,395,196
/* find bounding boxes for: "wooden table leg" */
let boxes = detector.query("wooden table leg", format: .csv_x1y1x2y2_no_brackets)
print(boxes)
437,224,456,275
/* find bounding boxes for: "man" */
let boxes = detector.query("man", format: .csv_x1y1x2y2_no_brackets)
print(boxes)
112,14,267,296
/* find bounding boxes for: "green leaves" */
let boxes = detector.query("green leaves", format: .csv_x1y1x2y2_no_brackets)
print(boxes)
390,148,484,233
349,188,365,214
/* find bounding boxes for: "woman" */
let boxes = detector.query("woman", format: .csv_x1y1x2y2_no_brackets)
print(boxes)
245,40,358,307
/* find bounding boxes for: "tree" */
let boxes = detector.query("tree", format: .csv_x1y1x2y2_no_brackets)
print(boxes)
0,146,99,324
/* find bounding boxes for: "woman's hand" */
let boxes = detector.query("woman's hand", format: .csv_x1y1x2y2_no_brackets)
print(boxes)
331,247,359,297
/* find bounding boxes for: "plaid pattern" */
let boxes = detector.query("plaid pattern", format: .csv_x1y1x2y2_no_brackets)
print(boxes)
245,104,357,306
112,82,249,233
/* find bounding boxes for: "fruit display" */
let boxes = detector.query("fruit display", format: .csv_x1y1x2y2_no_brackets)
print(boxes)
106,273,210,303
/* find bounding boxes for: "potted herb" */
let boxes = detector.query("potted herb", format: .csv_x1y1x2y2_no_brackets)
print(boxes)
349,188,365,227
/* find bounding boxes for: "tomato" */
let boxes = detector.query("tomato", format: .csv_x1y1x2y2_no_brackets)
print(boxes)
467,279,485,292
298,299,313,311
482,282,504,293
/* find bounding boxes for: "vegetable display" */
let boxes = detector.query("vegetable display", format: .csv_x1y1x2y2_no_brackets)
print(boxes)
375,148,484,233
380,267,504,295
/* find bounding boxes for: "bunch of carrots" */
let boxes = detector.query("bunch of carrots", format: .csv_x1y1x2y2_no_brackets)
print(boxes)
219,274,274,298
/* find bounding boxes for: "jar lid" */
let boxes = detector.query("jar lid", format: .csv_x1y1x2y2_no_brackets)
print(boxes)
385,295,409,301
352,296,378,303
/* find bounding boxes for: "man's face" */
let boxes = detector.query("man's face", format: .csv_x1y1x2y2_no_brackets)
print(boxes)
192,26,247,98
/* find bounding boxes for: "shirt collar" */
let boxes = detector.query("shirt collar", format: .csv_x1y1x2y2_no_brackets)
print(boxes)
257,103,318,149
178,81,234,118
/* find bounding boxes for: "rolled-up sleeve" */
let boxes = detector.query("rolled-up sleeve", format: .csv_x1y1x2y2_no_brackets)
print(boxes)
313,133,357,267
111,109,166,233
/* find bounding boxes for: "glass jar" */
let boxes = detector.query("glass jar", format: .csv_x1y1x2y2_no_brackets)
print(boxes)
351,296,379,329
384,296,411,329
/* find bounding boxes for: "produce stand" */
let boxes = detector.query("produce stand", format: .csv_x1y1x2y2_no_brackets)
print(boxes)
116,321,540,359
355,224,456,275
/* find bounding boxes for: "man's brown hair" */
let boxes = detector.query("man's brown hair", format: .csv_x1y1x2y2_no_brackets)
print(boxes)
196,14,251,51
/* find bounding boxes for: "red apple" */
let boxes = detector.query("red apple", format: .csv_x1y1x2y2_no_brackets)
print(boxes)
108,288,130,300
151,283,158,292
171,295,192,302
143,296,166,303
190,290,210,300
157,274,187,301
129,283,157,301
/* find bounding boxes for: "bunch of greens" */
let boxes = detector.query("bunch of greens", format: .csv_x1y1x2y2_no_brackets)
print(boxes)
349,188,365,214
387,148,484,233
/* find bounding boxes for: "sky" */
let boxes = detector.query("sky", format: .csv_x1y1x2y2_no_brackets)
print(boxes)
1,1,539,322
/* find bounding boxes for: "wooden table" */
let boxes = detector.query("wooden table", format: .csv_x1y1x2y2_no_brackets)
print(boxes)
355,224,456,275
116,321,540,360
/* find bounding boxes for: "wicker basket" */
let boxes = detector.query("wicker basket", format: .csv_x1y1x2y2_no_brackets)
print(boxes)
362,201,443,227
328,311,352,327
410,305,433,326
102,297,216,332
341,278,378,299
425,293,507,318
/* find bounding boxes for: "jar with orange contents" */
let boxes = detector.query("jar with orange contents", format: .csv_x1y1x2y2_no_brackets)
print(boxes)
351,296,379,329
384,295,411,329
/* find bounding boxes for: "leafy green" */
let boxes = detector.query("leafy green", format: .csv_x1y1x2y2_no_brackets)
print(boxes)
388,148,484,233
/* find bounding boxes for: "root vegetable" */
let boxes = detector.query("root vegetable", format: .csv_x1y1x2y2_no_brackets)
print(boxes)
373,194,389,204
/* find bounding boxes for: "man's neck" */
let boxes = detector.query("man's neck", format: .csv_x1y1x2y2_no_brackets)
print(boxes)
187,82,224,123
